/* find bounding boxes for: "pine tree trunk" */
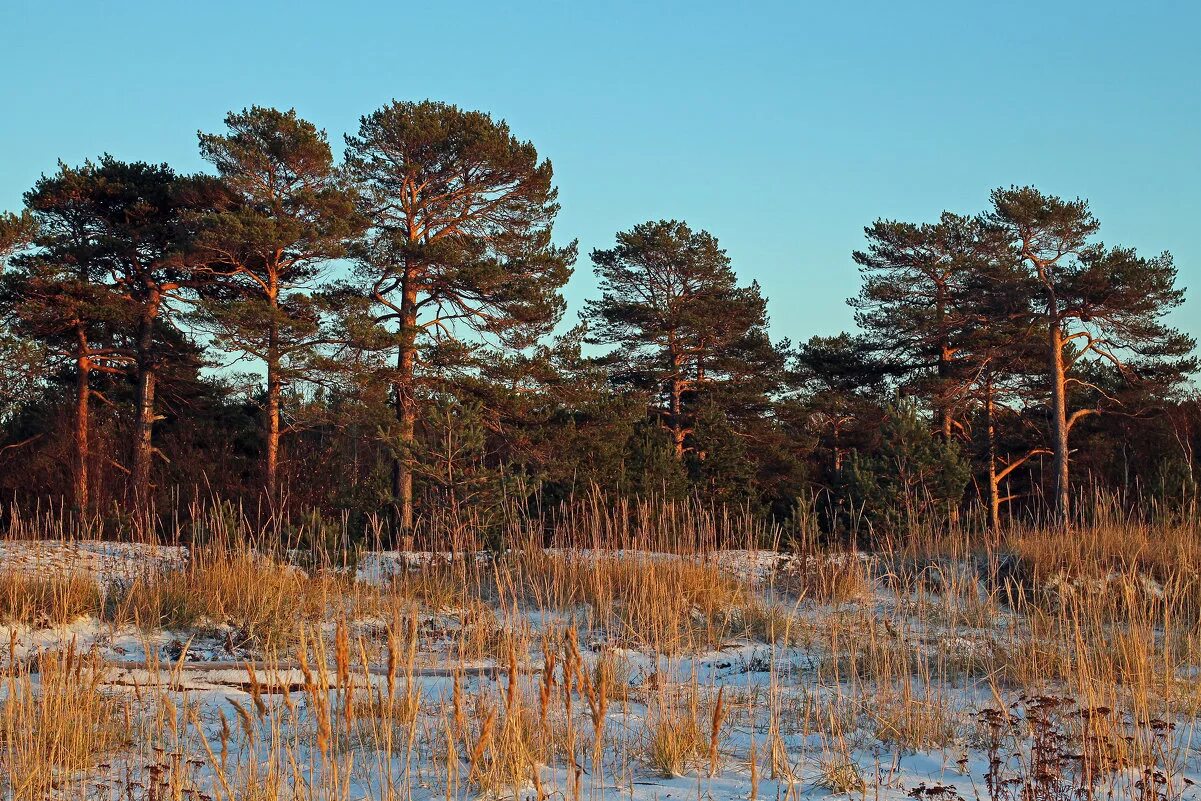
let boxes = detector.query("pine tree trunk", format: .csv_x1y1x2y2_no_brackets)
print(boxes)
669,347,685,459
832,420,843,473
943,388,960,527
265,353,281,503
74,349,90,516
391,353,403,507
131,300,159,512
392,274,419,532
1048,322,1071,525
265,289,281,503
397,367,416,531
937,327,959,526
937,293,953,442
939,343,953,442
984,374,1000,533
132,367,157,509
670,379,685,459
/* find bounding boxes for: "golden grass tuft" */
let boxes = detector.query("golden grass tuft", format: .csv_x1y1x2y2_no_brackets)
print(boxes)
778,552,870,605
644,702,706,777
0,570,103,627
114,547,343,648
0,647,132,800
511,549,753,651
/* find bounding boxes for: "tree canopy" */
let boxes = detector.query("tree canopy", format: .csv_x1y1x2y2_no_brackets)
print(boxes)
0,102,1195,541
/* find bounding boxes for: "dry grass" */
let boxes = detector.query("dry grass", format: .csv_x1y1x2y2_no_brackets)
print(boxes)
776,552,871,604
0,647,132,800
741,600,813,645
818,751,866,794
0,504,1198,799
999,521,1201,622
1002,520,1201,581
0,571,104,627
507,549,754,651
645,709,706,777
868,687,960,750
114,546,385,649
643,689,707,777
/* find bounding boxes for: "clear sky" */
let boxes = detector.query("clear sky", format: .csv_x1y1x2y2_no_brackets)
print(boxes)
3,0,1199,344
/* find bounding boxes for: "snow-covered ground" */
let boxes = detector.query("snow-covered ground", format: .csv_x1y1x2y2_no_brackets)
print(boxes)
0,539,187,585
0,539,1196,800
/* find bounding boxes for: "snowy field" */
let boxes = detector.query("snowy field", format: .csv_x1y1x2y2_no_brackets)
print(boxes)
0,538,1197,800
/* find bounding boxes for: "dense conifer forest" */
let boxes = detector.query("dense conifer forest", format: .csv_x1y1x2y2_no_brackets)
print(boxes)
0,101,1196,541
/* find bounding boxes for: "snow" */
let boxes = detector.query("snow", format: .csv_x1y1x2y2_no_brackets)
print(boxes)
1,539,1198,800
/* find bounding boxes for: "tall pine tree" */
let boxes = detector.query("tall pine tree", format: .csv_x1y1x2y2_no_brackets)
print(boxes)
343,100,574,530
193,107,364,501
851,212,983,442
64,157,216,509
985,186,1195,524
586,220,782,461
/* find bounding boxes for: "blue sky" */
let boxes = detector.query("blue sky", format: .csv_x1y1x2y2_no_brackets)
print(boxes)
3,0,1199,344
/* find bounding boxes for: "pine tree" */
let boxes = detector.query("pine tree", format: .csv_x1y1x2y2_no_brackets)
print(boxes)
950,241,1049,532
789,333,891,475
446,324,641,506
688,395,758,509
851,212,984,442
839,400,970,539
193,107,364,501
90,159,218,509
0,211,35,268
1,166,136,512
343,100,575,530
622,416,689,501
585,220,782,461
985,186,1196,524
412,397,502,538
